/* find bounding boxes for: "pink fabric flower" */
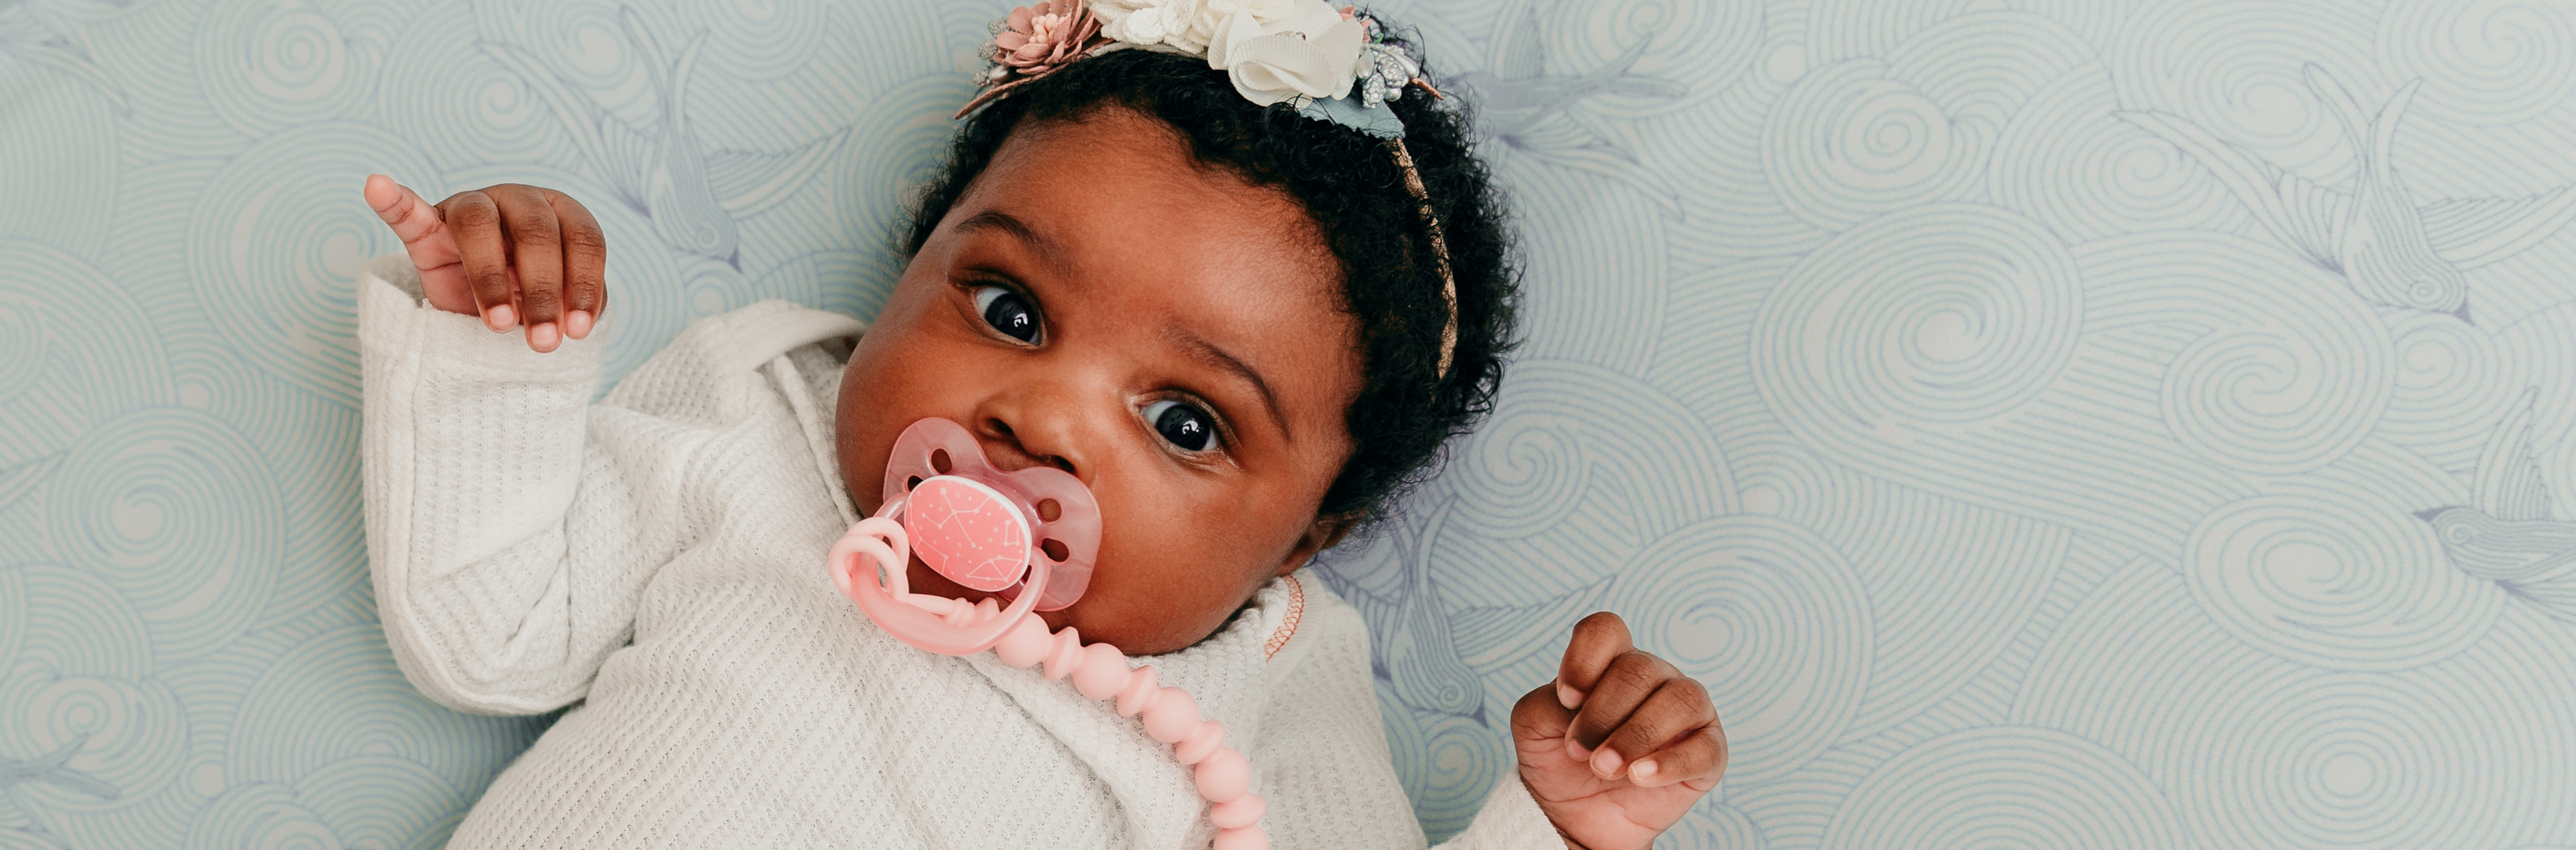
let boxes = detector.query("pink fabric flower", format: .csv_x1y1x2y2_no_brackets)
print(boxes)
991,0,1104,78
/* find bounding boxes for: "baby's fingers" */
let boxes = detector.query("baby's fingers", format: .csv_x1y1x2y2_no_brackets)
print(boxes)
1586,678,1715,784
546,189,606,339
1563,647,1676,757
1556,611,1634,709
486,185,564,352
1631,724,1724,792
1509,683,1576,755
435,190,517,333
363,175,473,315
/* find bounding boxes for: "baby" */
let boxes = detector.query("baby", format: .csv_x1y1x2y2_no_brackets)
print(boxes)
355,4,1719,848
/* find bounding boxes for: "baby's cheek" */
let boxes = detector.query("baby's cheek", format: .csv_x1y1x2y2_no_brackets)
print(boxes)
833,401,891,513
1059,543,1226,654
1087,526,1285,653
833,365,951,515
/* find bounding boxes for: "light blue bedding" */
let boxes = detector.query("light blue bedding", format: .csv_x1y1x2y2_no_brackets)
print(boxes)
7,0,2576,847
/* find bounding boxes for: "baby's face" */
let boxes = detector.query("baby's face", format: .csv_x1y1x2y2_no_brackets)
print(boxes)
835,107,1362,655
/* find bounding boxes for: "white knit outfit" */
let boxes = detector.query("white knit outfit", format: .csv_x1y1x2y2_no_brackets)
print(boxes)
356,256,1558,849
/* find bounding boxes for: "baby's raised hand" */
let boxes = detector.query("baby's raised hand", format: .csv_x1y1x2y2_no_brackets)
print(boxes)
1511,612,1723,850
362,175,606,353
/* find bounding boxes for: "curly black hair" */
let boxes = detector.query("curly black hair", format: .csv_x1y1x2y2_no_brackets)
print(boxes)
900,27,1519,532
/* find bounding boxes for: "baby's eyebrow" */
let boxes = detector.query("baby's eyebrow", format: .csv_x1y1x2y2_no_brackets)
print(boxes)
1163,325,1289,443
954,209,1072,279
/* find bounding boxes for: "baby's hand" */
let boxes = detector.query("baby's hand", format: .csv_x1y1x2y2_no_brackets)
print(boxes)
362,175,607,353
1511,612,1723,850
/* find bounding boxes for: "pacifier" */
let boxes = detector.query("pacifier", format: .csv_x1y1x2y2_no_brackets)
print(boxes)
826,417,1102,655
822,419,1274,847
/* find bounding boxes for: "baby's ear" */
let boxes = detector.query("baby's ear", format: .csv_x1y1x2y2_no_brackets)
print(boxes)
1277,512,1360,576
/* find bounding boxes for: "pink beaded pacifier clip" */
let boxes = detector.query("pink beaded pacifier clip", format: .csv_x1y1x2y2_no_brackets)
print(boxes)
826,418,1270,849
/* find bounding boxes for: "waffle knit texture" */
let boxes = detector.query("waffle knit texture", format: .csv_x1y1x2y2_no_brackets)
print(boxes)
356,255,1560,849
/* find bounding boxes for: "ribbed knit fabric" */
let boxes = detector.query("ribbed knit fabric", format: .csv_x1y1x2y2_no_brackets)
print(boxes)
356,254,1560,849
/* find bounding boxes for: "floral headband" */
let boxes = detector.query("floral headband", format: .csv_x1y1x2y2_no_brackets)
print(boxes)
964,0,1461,380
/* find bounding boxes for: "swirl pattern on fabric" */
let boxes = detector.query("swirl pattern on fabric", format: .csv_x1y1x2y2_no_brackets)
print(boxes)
2085,232,2397,476
2108,0,2381,177
1539,0,1762,111
1756,203,2083,432
1602,516,1870,784
2381,311,2524,472
0,64,116,259
1377,704,1510,841
1989,64,2253,243
380,6,579,173
228,624,534,794
1820,727,2190,849
0,672,187,813
2186,484,2500,671
49,407,282,666
1444,361,1730,558
11,0,2576,845
2375,0,2576,125
192,0,378,138
188,124,438,409
1765,59,1981,231
0,241,174,468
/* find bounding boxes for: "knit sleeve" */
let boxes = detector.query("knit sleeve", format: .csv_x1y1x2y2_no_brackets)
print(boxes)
1430,775,1563,850
1250,576,1564,850
358,254,684,716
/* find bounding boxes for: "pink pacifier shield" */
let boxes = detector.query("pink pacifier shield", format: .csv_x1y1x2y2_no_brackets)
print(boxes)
906,477,1030,592
881,417,1102,610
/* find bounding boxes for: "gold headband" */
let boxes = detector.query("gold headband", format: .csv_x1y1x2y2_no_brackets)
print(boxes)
1386,138,1459,381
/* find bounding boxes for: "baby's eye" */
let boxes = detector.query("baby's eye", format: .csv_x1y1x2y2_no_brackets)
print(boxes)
1143,399,1216,452
973,284,1040,343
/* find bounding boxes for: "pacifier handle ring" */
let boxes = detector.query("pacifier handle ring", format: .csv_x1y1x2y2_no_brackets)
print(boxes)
828,507,1049,657
826,515,908,598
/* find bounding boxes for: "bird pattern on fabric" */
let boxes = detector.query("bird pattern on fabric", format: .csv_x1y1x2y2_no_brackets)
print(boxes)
1448,1,1686,216
0,0,127,113
0,737,117,804
481,5,859,268
2423,388,2576,623
1335,504,1491,726
2121,64,2576,323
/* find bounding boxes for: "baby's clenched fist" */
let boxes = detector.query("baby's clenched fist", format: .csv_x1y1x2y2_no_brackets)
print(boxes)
362,176,606,353
1512,612,1724,850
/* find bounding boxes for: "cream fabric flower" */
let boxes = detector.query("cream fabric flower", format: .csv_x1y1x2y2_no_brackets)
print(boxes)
1204,0,1364,105
1082,0,1366,106
1092,0,1202,51
1091,0,1322,55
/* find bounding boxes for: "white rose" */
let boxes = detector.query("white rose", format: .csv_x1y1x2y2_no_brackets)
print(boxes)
1154,0,1216,52
1205,0,1362,105
1205,0,1299,25
1122,10,1169,45
1089,0,1217,51
1089,0,1159,46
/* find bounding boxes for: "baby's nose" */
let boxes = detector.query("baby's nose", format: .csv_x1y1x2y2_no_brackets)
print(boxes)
977,415,1079,478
